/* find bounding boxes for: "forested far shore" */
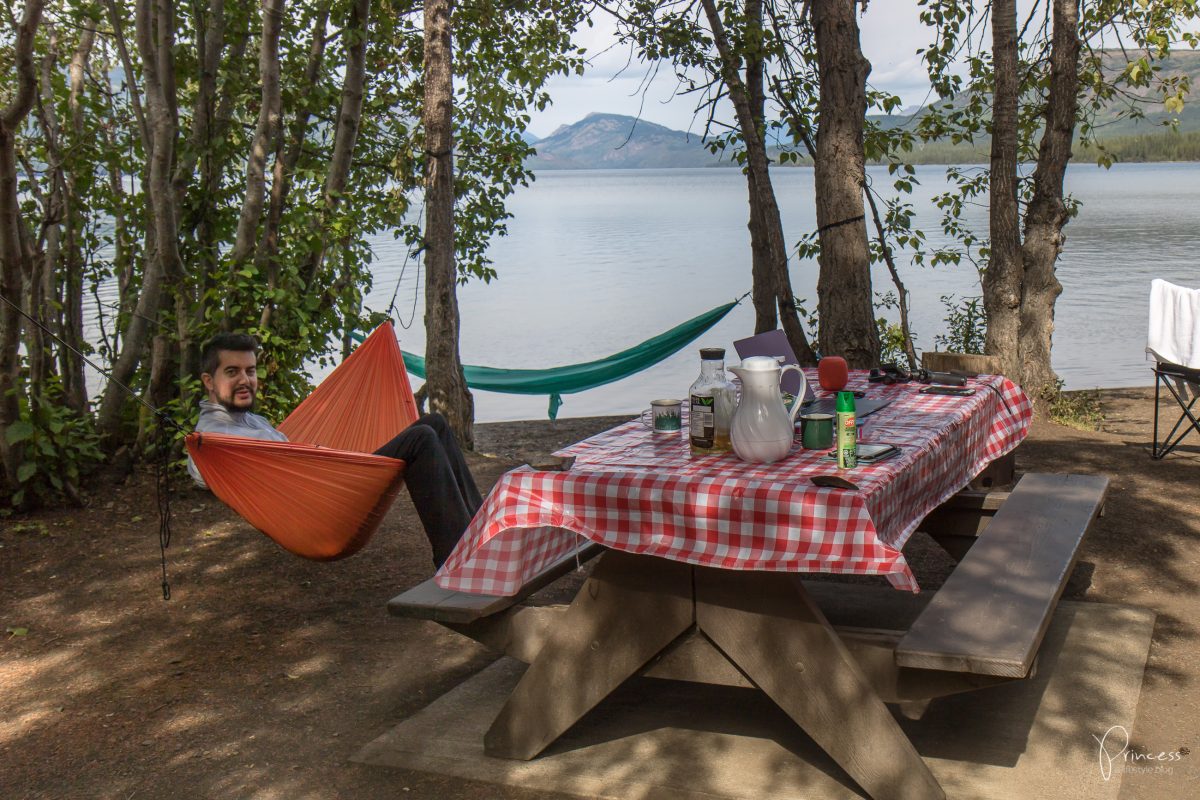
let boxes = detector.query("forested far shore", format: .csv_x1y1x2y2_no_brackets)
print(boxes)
855,129,1200,166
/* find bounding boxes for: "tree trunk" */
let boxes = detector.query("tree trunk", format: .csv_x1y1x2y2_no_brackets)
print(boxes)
1018,0,1078,400
700,0,816,365
811,0,878,368
983,0,1022,379
743,0,776,335
174,0,224,197
0,0,45,489
98,0,182,443
61,23,96,414
301,0,371,292
422,0,474,448
29,29,62,399
258,1,331,330
229,0,284,270
182,18,247,351
864,187,918,369
170,0,224,385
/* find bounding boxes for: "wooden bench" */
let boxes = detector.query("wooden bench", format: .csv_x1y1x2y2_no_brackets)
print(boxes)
897,472,1108,678
388,541,603,625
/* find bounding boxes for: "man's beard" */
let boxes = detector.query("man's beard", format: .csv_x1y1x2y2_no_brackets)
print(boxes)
216,389,256,413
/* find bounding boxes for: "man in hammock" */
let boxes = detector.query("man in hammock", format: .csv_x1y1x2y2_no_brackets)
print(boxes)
186,333,482,568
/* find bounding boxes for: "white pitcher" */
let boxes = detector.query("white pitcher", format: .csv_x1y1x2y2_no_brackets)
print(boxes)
728,356,808,463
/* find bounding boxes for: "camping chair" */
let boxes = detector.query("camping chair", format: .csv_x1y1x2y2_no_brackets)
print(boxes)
1147,279,1200,459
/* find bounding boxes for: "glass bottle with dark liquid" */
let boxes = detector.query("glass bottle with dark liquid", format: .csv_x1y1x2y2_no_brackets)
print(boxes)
689,347,736,454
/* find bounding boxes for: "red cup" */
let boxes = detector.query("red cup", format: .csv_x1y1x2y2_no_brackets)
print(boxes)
818,356,849,392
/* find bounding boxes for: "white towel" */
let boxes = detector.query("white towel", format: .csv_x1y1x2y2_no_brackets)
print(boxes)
1148,279,1200,369
1147,279,1200,399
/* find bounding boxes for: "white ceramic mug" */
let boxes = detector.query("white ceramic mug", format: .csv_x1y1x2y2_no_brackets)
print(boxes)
641,399,683,433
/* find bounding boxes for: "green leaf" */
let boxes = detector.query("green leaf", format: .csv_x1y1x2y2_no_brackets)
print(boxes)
6,627,28,637
16,463,37,483
5,421,34,445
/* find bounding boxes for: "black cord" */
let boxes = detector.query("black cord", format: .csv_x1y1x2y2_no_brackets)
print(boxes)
986,381,1014,417
156,429,173,600
386,198,426,330
816,214,866,234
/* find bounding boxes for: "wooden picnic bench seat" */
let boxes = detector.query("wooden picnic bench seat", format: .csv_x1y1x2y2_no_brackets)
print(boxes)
388,541,603,625
896,472,1108,678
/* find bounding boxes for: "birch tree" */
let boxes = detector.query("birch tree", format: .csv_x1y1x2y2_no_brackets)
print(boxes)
0,0,46,487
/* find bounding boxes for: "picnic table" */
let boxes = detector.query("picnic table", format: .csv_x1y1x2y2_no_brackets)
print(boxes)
391,372,1108,800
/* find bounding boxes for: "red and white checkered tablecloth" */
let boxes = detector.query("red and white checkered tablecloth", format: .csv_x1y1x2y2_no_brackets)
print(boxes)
436,372,1032,595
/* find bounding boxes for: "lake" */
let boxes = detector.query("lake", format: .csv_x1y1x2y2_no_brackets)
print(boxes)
359,161,1199,422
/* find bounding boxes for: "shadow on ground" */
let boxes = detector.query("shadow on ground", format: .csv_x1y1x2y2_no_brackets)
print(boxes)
2,396,1199,798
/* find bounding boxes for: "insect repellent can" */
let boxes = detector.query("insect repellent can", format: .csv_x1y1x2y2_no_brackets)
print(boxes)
835,391,858,469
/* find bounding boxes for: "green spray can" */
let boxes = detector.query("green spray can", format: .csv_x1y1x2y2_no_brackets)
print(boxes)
835,391,858,469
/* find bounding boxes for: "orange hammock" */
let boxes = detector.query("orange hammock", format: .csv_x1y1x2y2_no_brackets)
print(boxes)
185,323,420,561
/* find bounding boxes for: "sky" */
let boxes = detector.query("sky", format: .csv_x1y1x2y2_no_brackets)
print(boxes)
526,3,938,138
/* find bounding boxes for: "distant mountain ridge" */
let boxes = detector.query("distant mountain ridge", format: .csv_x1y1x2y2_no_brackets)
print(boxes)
527,113,723,169
529,52,1200,170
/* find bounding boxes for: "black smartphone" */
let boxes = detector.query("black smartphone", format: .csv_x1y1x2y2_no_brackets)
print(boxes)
824,443,900,463
920,386,976,397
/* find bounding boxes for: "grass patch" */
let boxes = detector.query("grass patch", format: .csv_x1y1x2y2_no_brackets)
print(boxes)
1044,383,1105,431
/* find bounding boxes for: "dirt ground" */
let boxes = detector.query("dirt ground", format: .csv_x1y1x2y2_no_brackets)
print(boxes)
2,390,1198,800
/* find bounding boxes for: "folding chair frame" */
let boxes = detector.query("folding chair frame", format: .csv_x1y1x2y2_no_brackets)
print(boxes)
1153,361,1200,459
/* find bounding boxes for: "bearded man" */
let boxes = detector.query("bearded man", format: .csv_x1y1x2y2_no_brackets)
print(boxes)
186,333,481,568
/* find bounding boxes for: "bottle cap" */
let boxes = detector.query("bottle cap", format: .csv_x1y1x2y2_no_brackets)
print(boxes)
835,391,856,412
699,347,726,360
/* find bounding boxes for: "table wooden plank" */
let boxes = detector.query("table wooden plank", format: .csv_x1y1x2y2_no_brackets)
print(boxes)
483,550,693,760
897,472,1108,677
694,567,945,800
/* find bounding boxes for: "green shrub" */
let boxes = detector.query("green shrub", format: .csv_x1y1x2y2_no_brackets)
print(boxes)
3,381,104,509
934,294,986,355
1043,381,1105,431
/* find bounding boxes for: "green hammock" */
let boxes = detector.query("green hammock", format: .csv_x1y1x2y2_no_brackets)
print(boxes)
400,300,737,419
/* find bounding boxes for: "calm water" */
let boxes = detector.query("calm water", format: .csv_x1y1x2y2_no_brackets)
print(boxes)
359,162,1200,422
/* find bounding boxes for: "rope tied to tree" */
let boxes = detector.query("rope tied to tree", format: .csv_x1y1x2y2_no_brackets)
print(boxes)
815,214,866,234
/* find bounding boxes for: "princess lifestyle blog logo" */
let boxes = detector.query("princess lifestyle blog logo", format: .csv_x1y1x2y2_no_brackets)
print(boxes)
1094,725,1187,781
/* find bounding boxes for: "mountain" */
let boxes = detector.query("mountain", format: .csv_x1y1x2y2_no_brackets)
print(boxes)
528,52,1200,170
527,113,724,170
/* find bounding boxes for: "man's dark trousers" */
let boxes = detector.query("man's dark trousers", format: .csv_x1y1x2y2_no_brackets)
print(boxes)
372,413,483,568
